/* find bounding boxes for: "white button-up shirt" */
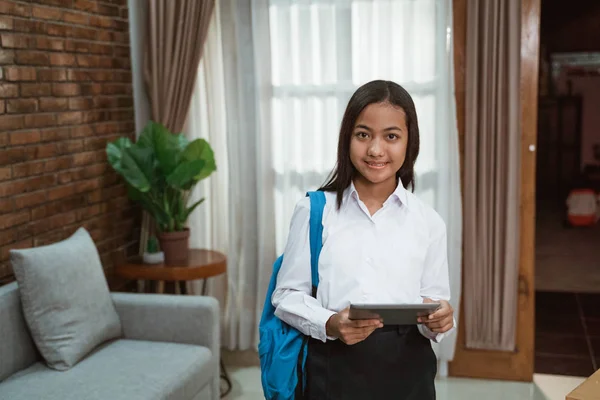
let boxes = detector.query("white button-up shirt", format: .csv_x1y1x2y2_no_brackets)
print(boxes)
272,180,454,343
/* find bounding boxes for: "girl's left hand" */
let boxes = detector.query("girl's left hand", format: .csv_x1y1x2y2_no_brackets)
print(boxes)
419,298,454,333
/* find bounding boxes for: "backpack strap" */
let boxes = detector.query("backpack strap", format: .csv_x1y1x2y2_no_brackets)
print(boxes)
307,191,326,298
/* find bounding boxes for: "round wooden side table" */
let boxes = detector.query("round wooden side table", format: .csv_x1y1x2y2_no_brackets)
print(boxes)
114,249,231,398
115,249,226,295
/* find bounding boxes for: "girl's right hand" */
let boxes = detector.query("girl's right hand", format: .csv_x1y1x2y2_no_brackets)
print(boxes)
325,307,383,345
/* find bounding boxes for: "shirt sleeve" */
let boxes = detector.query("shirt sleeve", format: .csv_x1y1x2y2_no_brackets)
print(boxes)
419,213,455,342
271,197,337,343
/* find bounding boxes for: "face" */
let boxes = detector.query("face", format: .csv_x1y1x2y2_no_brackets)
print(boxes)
349,102,408,187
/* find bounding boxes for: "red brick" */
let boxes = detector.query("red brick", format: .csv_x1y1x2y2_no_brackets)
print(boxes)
0,147,36,166
53,83,80,96
59,139,83,154
38,69,67,81
45,156,72,172
14,191,47,209
39,97,68,112
72,151,98,166
0,83,18,98
40,128,70,142
0,198,12,214
57,170,72,184
35,143,58,158
76,55,112,68
31,5,63,20
70,125,94,138
0,175,55,198
48,184,75,201
5,67,36,81
0,1,31,17
15,51,49,66
113,46,130,58
73,0,97,12
68,97,93,110
77,204,101,221
0,132,6,146
0,167,11,181
0,115,23,130
32,212,77,235
7,98,38,114
49,53,76,67
33,231,68,247
12,161,45,178
43,22,69,37
0,49,15,64
21,83,52,97
57,111,82,125
0,15,13,30
69,26,96,41
97,3,120,17
1,33,29,49
120,7,128,19
89,15,115,29
63,11,88,25
0,99,4,113
35,37,65,51
24,114,56,129
10,130,41,145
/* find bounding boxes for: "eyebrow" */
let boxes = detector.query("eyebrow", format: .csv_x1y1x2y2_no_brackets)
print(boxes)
355,124,403,132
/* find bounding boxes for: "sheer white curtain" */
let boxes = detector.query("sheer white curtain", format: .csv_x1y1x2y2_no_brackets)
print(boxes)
263,0,462,370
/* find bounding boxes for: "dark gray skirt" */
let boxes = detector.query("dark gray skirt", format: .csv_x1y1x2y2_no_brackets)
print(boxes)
302,325,437,400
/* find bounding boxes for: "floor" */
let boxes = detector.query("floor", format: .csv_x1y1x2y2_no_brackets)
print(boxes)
535,291,600,377
221,350,587,400
222,364,587,400
535,202,600,293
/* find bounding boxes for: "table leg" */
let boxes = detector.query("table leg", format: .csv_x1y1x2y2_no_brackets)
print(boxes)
220,358,232,398
178,281,187,295
156,281,165,294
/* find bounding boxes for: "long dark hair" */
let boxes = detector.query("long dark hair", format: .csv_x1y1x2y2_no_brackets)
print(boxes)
319,80,420,209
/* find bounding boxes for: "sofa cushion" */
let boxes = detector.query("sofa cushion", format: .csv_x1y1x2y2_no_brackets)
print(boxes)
0,339,213,400
0,283,39,382
10,227,122,371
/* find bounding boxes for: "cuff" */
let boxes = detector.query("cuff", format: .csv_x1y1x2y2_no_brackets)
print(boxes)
310,307,338,343
418,317,457,343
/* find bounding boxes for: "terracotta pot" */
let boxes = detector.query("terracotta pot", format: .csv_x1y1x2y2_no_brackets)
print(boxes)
158,229,190,266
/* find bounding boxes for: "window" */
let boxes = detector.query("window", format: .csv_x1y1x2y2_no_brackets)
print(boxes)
268,0,451,251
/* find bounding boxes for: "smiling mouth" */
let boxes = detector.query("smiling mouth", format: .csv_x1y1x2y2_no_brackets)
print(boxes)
365,161,389,169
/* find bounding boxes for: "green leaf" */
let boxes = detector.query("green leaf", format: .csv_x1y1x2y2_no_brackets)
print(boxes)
166,160,205,189
182,139,216,181
137,121,180,175
183,198,205,221
106,137,133,173
119,146,156,192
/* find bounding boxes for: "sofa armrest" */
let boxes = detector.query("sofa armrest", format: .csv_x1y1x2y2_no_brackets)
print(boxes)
111,293,220,357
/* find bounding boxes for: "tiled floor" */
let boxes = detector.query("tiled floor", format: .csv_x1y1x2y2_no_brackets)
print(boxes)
536,203,600,293
222,364,587,400
535,291,600,377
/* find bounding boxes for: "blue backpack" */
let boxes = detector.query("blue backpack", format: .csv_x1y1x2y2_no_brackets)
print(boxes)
258,191,326,400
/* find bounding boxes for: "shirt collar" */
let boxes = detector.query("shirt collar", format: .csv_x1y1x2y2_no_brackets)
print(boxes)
343,178,409,208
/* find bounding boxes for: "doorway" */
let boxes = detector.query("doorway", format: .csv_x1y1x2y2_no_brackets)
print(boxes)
534,0,600,378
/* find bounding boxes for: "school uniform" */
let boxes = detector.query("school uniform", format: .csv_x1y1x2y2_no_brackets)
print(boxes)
272,180,454,399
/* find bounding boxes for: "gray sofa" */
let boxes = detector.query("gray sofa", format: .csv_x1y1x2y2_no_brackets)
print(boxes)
0,282,220,400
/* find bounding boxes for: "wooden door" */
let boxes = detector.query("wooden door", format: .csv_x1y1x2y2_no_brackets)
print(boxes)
448,0,540,381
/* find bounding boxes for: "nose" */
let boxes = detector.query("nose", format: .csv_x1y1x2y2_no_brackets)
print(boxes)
367,138,384,158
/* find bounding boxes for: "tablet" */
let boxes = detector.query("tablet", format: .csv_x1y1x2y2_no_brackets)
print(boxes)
348,303,441,325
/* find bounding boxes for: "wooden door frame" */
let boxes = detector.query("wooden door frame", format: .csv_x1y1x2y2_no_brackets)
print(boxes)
448,0,540,382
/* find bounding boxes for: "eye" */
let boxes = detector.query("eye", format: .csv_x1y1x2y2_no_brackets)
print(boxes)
355,131,369,139
387,133,400,140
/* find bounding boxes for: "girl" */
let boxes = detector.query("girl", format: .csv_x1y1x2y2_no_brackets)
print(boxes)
272,80,455,399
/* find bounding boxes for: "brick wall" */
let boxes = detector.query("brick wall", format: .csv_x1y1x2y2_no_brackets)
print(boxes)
0,0,139,283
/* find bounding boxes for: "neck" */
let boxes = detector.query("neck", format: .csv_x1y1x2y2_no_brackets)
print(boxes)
352,175,398,204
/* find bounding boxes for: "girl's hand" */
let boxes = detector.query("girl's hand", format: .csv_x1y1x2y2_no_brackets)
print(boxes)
420,298,454,333
326,307,383,345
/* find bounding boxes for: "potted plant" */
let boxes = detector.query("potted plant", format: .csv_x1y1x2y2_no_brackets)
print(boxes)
106,121,216,265
142,236,164,264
